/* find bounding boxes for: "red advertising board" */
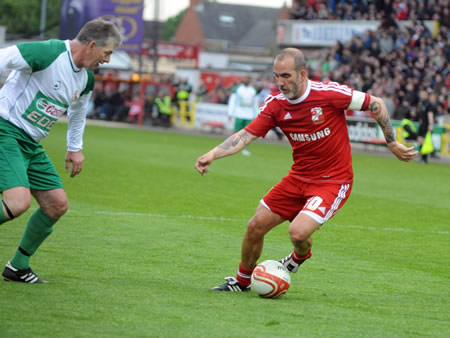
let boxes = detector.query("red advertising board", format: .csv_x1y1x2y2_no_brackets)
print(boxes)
200,72,243,92
142,41,199,60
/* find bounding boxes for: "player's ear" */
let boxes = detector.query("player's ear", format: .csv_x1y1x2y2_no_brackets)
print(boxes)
298,68,307,79
87,40,97,51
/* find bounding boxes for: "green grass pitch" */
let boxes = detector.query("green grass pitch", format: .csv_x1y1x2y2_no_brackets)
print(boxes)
0,122,449,337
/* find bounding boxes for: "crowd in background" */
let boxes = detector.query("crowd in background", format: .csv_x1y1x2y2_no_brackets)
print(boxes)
88,77,194,127
314,15,448,122
290,0,449,25
291,0,449,123
89,0,448,127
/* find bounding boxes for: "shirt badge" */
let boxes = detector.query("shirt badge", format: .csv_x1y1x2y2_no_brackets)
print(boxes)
53,81,61,90
71,91,79,101
311,107,325,124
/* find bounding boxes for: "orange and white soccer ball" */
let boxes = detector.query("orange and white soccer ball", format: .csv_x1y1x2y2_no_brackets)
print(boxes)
251,260,291,298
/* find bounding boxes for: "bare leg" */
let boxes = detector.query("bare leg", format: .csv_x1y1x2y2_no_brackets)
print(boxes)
288,212,321,255
240,204,285,270
31,188,69,220
2,187,32,220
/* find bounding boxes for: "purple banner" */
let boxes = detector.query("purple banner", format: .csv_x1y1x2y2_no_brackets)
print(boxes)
59,0,144,52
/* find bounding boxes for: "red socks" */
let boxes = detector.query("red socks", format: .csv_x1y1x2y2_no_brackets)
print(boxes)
236,263,253,287
235,250,311,287
292,248,312,265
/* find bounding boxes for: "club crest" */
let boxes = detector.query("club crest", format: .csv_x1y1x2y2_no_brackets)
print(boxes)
71,90,79,102
311,107,325,124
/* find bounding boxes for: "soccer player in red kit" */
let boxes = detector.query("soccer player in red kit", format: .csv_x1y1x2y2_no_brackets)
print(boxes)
195,48,417,292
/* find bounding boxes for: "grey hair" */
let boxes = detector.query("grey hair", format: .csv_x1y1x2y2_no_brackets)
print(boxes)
275,48,307,72
75,19,122,48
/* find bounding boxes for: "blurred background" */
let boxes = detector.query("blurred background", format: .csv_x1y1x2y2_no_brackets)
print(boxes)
0,0,448,153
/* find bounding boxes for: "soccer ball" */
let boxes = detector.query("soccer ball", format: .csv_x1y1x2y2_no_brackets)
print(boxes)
251,260,291,298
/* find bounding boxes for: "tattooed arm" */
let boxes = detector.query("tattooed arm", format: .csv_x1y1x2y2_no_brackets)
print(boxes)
195,129,258,175
368,95,418,162
369,96,396,144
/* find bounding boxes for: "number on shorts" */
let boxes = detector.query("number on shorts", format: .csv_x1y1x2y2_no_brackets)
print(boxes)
305,196,323,211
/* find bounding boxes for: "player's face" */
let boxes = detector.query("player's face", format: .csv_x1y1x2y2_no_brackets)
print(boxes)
242,75,251,86
273,57,305,100
86,41,115,70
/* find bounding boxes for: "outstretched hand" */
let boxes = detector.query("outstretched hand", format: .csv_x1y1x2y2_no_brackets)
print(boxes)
195,153,213,176
387,141,418,162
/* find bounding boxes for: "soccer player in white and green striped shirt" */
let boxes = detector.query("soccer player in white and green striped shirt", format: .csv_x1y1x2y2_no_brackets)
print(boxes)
0,19,122,283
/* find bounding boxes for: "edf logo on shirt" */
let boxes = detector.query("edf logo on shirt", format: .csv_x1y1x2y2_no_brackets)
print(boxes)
22,91,68,132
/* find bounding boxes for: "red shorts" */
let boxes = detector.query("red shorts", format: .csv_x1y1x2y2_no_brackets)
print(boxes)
261,175,353,223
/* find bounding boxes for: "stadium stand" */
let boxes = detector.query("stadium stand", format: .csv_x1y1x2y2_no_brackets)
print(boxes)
288,1,449,124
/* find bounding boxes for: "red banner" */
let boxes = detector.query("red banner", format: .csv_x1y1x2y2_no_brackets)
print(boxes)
200,72,243,92
142,42,199,60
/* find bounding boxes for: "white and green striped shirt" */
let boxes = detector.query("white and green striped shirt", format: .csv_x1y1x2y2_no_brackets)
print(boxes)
227,84,259,120
0,39,94,151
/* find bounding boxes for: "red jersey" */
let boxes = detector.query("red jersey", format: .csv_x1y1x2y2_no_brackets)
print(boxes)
245,80,370,184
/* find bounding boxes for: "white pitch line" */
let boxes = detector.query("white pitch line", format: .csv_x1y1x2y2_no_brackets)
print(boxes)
333,224,450,235
94,210,248,222
87,210,450,235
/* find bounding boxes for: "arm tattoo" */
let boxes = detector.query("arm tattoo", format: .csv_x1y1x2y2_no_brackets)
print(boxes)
371,101,395,143
369,101,381,117
240,131,250,144
218,131,249,150
380,114,396,143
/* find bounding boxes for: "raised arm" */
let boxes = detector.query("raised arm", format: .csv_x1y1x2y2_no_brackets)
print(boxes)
368,95,418,161
195,129,258,176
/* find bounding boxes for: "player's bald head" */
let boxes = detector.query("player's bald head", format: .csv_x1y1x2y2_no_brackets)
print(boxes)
275,48,307,72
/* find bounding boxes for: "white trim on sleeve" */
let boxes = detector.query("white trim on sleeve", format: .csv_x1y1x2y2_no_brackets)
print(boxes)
348,90,366,111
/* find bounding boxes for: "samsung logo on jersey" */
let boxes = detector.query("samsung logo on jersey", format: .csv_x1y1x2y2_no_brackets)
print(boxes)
289,128,331,142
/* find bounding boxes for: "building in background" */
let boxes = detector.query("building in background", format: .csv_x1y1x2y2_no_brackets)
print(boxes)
174,0,288,72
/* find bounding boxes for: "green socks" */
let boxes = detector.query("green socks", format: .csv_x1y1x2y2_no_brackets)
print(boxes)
10,208,56,269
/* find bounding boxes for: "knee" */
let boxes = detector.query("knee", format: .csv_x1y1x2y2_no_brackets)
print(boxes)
45,197,69,219
4,194,32,218
54,197,69,217
288,226,312,245
245,218,267,240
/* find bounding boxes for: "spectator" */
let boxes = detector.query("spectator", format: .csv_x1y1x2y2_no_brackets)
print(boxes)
195,80,208,102
382,91,396,117
400,110,418,142
392,98,411,120
416,90,436,163
396,2,410,20
174,78,192,121
379,30,394,54
108,91,125,121
92,89,107,119
127,96,142,124
210,87,228,104
154,90,173,128
111,91,130,122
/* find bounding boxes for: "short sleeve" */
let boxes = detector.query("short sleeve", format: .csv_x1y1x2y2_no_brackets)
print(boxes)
245,99,277,137
16,40,67,72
